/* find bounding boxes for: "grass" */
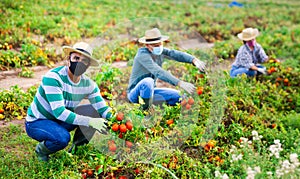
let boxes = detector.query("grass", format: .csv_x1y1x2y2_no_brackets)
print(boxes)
0,124,86,178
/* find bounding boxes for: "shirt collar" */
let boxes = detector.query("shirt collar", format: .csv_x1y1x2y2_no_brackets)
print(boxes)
245,43,256,52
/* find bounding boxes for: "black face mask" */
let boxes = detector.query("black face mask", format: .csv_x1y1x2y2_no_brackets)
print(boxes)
69,60,88,76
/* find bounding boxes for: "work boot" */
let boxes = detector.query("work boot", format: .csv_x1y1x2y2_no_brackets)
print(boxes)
68,126,96,153
141,97,153,111
35,141,53,162
69,105,100,153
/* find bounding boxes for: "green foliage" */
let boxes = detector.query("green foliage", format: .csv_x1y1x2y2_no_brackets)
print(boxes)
0,40,48,70
91,63,122,92
19,67,34,78
0,49,21,70
19,43,48,66
0,85,37,121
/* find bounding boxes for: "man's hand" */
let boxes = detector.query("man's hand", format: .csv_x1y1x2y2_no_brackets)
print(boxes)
257,68,267,75
178,81,196,94
193,59,206,72
89,118,108,133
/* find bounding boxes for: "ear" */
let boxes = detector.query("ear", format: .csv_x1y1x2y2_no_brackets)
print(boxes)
65,55,71,67
146,44,152,51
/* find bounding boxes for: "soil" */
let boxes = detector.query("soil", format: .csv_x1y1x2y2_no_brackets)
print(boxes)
0,62,64,91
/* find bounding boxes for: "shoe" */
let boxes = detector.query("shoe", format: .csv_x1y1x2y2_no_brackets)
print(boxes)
35,141,53,162
68,126,96,154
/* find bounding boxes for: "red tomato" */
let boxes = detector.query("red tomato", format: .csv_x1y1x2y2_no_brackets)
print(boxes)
82,173,87,179
125,120,133,131
125,141,133,148
81,169,88,174
87,169,93,176
134,168,140,175
197,87,203,95
109,143,117,152
119,124,127,133
188,98,194,105
185,104,191,110
166,119,174,125
111,123,119,132
181,99,187,106
116,112,124,121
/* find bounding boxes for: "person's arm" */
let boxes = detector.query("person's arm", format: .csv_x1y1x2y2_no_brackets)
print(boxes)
162,48,194,63
88,81,112,119
163,48,206,71
137,54,180,86
256,44,269,63
42,73,91,126
250,65,259,71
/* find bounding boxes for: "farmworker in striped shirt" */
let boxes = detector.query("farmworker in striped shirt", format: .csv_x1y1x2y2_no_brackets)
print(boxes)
25,42,112,161
127,28,206,112
230,27,271,77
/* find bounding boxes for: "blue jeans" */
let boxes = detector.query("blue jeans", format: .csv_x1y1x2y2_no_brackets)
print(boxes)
25,105,99,152
230,65,265,77
127,77,181,106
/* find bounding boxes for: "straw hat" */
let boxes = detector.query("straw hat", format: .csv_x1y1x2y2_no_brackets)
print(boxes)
62,42,99,66
139,28,169,44
237,28,259,41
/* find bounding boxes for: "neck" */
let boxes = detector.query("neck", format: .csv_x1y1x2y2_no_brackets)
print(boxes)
68,68,80,83
246,44,254,51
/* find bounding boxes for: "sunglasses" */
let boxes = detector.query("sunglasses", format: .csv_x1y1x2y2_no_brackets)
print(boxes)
70,53,90,66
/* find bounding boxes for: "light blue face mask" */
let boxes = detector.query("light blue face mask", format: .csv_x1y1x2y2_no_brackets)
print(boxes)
152,45,163,55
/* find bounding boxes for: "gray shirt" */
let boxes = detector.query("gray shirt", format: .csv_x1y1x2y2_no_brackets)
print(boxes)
127,47,195,92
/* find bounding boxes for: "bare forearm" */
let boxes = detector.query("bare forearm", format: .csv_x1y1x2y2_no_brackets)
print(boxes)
250,65,259,71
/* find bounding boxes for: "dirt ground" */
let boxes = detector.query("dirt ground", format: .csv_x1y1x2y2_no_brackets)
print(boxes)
0,63,60,91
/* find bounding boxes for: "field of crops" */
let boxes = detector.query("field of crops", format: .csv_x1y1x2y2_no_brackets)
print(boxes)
0,0,300,178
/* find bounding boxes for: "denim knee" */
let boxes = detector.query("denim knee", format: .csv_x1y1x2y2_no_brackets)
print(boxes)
247,70,257,76
141,78,154,90
59,132,71,149
230,69,236,77
168,94,181,106
46,132,71,151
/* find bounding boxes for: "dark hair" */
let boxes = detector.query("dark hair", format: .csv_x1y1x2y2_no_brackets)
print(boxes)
68,52,91,66
243,41,246,44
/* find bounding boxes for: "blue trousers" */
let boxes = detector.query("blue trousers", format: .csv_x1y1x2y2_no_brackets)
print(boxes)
230,65,265,77
127,77,181,106
25,105,98,152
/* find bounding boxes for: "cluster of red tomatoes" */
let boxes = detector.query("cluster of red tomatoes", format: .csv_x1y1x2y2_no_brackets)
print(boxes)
108,112,134,152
